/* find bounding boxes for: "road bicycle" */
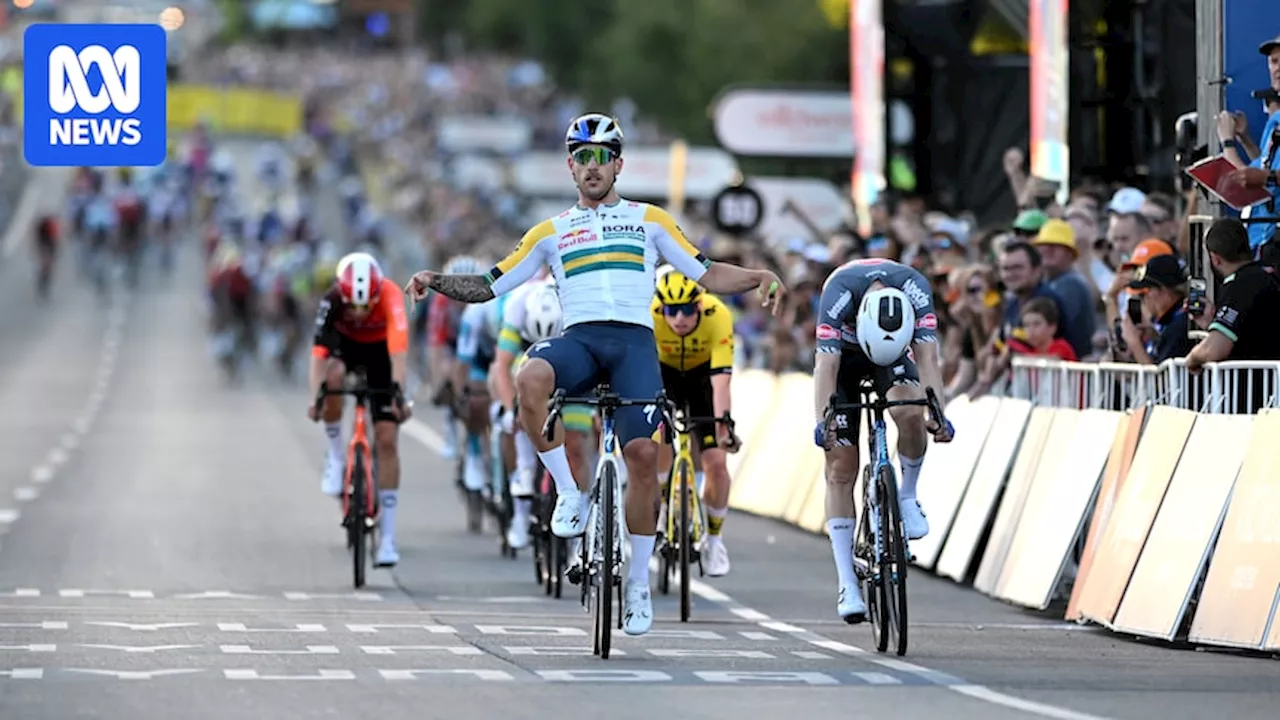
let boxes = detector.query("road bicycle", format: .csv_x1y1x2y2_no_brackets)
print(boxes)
543,384,672,659
656,408,736,622
487,420,517,559
530,463,568,598
313,371,390,589
824,382,944,657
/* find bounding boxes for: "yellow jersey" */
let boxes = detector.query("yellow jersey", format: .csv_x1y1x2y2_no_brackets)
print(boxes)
651,294,736,373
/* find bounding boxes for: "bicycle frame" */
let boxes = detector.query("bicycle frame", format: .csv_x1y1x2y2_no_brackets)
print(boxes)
585,411,626,595
664,415,705,546
343,395,377,525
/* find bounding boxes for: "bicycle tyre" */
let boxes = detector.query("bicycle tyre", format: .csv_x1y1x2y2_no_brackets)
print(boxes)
534,485,552,590
552,536,566,598
676,456,694,623
877,464,909,656
350,453,367,589
596,462,616,659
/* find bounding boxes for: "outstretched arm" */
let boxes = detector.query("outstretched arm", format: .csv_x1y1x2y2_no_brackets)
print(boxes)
428,274,496,303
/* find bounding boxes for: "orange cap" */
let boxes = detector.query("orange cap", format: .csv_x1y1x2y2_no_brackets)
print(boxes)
1121,238,1174,268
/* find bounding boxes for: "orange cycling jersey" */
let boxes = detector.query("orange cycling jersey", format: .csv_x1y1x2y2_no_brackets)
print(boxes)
311,278,409,356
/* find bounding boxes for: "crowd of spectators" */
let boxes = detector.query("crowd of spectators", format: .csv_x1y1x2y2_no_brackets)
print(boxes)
200,41,1280,399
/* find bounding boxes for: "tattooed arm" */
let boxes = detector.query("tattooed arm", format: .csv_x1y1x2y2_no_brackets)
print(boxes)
428,274,496,303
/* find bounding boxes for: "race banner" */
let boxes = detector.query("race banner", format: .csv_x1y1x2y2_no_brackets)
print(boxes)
850,0,884,237
1029,0,1069,203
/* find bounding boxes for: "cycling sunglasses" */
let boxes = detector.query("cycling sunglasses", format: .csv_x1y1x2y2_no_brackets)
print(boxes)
571,147,617,166
662,302,699,318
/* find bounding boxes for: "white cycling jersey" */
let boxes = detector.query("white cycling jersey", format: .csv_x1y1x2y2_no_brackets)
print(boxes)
485,199,710,329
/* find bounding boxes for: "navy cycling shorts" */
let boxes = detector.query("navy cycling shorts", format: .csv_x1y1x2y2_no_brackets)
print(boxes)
526,321,664,445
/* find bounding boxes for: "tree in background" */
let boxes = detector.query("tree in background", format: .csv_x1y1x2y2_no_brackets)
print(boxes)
420,0,849,143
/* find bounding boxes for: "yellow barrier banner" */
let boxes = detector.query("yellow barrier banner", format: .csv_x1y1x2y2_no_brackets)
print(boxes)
7,75,302,138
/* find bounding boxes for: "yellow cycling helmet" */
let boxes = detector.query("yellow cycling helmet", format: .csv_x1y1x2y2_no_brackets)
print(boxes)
655,269,702,305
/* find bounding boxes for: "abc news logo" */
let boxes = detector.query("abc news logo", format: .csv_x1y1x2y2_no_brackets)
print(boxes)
47,44,143,147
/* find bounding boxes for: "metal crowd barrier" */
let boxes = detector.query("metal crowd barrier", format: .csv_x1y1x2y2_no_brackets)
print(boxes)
1008,358,1280,415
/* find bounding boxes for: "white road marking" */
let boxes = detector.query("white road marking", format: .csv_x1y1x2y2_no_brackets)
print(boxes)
47,448,68,466
401,419,1122,720
792,650,832,659
30,466,54,484
60,433,79,450
0,509,19,524
739,631,777,641
13,487,38,502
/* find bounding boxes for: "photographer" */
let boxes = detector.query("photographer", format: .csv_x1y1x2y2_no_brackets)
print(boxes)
1186,218,1280,373
1220,35,1280,264
1120,255,1196,365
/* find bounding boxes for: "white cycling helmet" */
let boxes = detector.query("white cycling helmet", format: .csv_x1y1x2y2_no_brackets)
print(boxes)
856,287,916,365
335,251,384,307
521,284,563,343
565,113,625,154
443,255,486,276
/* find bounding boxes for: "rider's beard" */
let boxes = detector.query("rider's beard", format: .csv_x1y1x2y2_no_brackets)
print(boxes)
579,171,613,202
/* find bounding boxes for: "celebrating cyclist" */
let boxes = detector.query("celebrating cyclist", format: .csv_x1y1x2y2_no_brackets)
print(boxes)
406,113,785,636
812,258,954,623
651,266,740,576
309,252,412,568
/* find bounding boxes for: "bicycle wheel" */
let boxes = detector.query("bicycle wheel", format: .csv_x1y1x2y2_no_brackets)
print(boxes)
595,462,616,659
349,453,367,589
551,536,566,598
877,464,909,656
675,456,695,622
533,484,552,589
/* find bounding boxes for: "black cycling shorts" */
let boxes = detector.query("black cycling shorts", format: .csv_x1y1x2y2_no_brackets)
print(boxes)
661,364,721,452
328,336,398,424
828,348,920,446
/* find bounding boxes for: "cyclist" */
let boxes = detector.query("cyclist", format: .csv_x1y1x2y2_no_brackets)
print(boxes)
650,266,740,577
425,255,487,460
812,258,954,623
309,252,412,567
406,113,785,636
453,290,509,531
490,279,578,551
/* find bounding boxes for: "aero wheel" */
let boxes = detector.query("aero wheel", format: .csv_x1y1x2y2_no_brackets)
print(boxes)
551,537,566,598
859,497,888,653
877,464,909,656
349,454,368,590
676,458,694,622
595,463,616,659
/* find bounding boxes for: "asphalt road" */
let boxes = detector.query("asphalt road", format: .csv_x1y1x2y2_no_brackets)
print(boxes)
0,143,1276,719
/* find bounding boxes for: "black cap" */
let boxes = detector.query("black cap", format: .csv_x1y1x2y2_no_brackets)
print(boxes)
1261,34,1280,55
1128,254,1188,290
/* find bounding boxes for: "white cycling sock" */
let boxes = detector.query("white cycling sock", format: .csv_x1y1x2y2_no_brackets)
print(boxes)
515,431,537,475
899,454,924,500
628,534,656,584
538,445,578,497
324,422,343,461
826,518,856,587
379,490,399,545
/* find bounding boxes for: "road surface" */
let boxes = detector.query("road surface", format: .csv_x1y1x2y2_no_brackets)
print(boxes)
0,142,1276,720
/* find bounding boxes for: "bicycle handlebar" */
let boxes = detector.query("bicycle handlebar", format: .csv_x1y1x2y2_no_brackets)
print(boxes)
311,380,405,421
824,386,946,429
541,386,673,442
678,412,736,435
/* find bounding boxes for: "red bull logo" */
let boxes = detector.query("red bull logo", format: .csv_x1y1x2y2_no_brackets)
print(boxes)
558,228,597,249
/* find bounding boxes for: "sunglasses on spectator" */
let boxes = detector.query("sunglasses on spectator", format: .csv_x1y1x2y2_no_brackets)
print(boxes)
662,302,699,317
967,284,984,295
571,147,617,165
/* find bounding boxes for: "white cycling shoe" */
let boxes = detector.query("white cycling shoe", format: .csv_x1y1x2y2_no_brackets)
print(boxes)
900,498,930,540
506,520,530,550
320,455,344,497
551,489,589,538
703,541,731,577
375,538,399,568
622,582,654,636
838,583,867,624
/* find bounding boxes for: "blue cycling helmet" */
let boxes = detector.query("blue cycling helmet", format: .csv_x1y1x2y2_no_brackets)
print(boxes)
565,113,624,155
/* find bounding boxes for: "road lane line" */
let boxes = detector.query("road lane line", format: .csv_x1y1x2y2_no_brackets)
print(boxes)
403,418,1120,720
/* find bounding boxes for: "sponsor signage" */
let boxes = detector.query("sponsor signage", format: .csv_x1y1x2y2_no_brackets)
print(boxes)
749,176,849,241
711,184,764,236
712,89,853,158
437,116,532,155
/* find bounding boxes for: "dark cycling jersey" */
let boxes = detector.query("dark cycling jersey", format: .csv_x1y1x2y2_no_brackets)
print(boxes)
814,258,939,355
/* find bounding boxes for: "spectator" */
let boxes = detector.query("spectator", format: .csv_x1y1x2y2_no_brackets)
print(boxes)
971,241,1067,394
1103,237,1175,361
1139,192,1178,247
1187,218,1280,371
1105,211,1152,267
1032,219,1097,358
1107,186,1147,216
1121,254,1196,365
944,264,1002,398
1219,35,1280,264
1011,209,1047,241
1064,201,1112,298
1009,297,1077,361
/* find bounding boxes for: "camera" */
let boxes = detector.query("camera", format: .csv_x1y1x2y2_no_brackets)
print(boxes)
1174,111,1206,193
